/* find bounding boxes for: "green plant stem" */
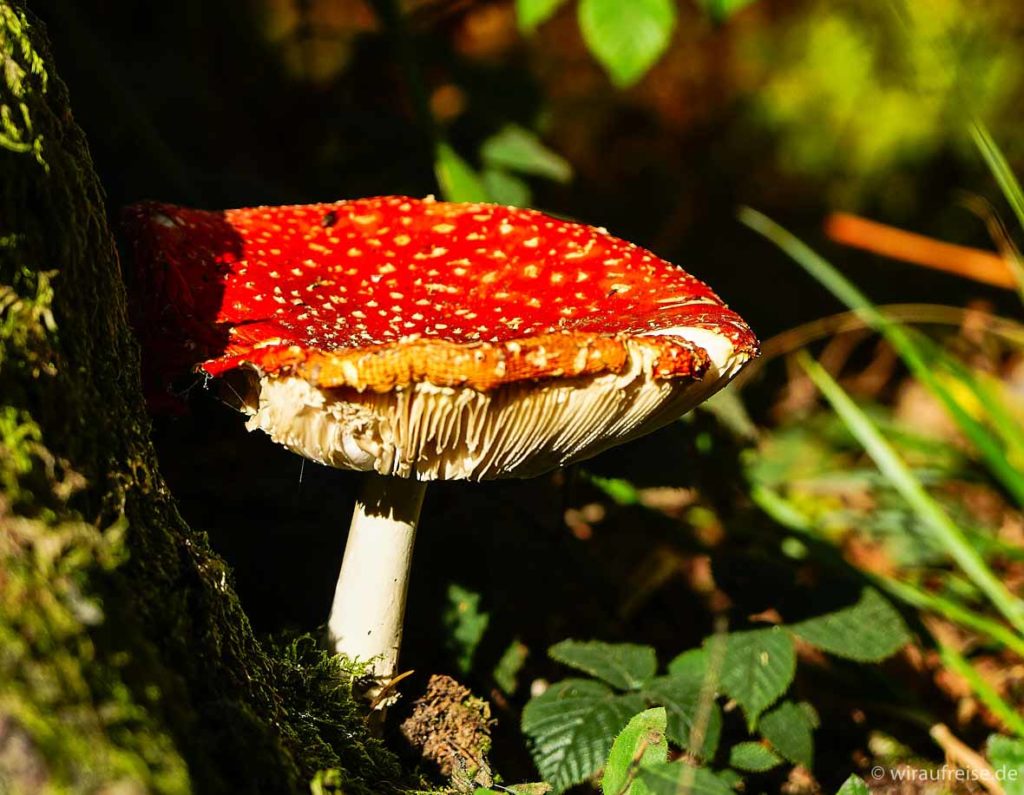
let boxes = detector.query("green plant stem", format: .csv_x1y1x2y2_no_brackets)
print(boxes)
938,643,1024,737
796,351,1024,637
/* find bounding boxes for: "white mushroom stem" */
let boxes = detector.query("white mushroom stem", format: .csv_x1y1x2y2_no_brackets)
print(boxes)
328,474,427,698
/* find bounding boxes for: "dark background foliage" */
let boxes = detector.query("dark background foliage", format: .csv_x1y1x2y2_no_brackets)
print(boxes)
17,0,1024,789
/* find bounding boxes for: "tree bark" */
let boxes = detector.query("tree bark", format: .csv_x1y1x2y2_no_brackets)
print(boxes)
0,4,403,792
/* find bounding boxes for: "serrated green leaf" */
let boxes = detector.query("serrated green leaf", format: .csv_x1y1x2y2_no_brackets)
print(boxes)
522,679,646,793
549,640,657,690
435,141,489,202
642,674,721,760
835,775,870,795
760,701,814,769
481,125,572,183
790,588,910,663
728,741,782,772
481,168,531,207
577,0,676,88
602,708,668,795
717,627,795,728
987,735,1024,795
635,761,734,795
798,701,820,729
517,0,570,32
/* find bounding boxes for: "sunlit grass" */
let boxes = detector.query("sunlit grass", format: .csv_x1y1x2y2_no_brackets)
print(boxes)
739,127,1024,740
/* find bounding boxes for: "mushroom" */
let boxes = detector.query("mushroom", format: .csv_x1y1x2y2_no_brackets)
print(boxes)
123,196,758,701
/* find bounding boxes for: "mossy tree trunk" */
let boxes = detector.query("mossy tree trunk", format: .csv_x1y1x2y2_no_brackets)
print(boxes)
0,4,403,792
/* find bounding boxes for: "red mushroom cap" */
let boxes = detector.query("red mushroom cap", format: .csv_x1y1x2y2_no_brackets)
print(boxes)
123,196,756,394
123,196,758,480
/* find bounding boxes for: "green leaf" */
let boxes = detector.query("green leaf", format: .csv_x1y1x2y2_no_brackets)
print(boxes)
585,473,642,506
517,0,570,32
666,647,709,677
717,627,796,729
549,640,657,690
481,125,572,183
522,679,645,792
481,168,532,208
443,583,489,674
602,708,668,795
728,741,782,772
987,736,1024,795
696,0,757,23
715,769,743,789
578,0,676,88
643,674,722,760
798,701,820,729
759,701,814,769
435,142,489,202
635,761,734,795
494,638,529,695
790,588,910,662
508,785,554,795
835,775,870,795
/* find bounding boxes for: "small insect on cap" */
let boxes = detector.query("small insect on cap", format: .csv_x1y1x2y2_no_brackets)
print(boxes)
123,196,758,480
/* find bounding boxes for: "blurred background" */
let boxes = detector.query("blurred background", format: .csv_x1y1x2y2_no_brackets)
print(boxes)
35,0,1024,337
29,0,1024,788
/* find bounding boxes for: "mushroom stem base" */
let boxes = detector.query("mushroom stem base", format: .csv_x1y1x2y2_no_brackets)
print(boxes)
328,474,427,704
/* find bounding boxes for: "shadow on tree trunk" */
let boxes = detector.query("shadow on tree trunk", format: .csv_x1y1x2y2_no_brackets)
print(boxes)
0,4,413,792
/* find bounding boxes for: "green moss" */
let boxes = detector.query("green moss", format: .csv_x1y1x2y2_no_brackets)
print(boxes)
0,3,417,792
0,4,46,165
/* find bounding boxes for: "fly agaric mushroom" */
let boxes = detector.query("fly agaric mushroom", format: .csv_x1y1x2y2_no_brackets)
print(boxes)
123,196,758,700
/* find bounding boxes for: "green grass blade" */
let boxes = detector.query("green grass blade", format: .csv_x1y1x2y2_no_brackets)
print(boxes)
748,484,815,533
739,208,1024,507
797,351,1024,637
938,642,1024,737
971,120,1024,235
878,578,1024,659
969,121,1024,302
